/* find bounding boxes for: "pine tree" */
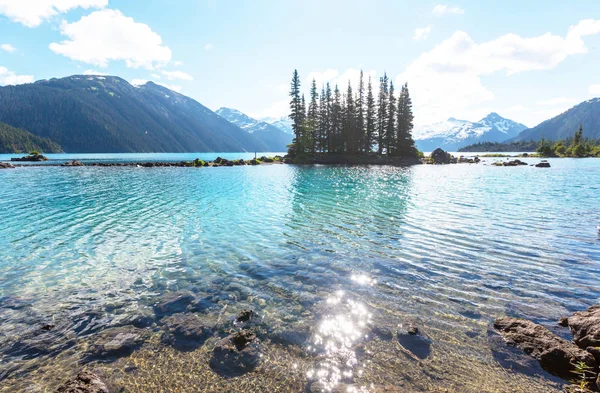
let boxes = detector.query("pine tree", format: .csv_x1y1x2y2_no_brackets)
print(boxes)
289,70,302,154
332,85,343,153
356,70,365,153
396,83,416,156
317,86,327,153
306,79,319,154
385,81,396,155
344,81,356,153
325,83,333,153
365,76,376,153
376,73,389,155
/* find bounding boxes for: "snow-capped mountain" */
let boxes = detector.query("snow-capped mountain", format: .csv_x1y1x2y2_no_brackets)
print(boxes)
216,108,292,152
260,116,294,135
413,113,527,152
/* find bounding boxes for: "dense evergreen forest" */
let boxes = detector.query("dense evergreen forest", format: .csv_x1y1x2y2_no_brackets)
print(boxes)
537,126,600,157
458,140,540,152
286,70,418,158
0,122,63,154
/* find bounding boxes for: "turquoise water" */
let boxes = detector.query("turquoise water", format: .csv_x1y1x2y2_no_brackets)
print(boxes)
1,156,599,392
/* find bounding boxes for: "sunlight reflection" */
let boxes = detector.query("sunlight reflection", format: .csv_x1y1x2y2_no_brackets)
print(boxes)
307,291,372,392
350,274,377,286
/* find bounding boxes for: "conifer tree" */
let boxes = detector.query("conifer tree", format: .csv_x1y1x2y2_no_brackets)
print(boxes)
356,71,365,153
376,73,389,155
332,85,343,153
365,76,376,153
395,83,416,156
344,81,356,153
385,81,396,155
306,79,319,154
289,70,302,153
325,83,333,153
317,86,327,153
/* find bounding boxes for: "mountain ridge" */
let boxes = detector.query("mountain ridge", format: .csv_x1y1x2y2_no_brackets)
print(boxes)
414,113,527,151
0,75,269,153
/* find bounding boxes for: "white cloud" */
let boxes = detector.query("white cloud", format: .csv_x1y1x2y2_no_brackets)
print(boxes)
160,70,193,81
398,19,600,125
151,73,161,79
1,43,16,53
536,97,577,106
82,69,107,75
433,4,465,15
248,99,289,120
414,26,431,41
131,78,182,92
0,66,34,86
589,84,600,96
0,0,107,27
204,43,214,51
49,9,172,69
173,61,183,66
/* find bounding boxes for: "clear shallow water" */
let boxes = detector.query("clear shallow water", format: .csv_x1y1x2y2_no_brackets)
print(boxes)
0,156,599,392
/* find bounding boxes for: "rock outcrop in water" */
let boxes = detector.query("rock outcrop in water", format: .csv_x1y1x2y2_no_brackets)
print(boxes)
535,160,551,168
562,306,600,353
10,152,49,162
0,162,14,169
84,325,147,362
160,313,212,351
56,370,109,393
494,317,596,379
209,329,263,377
491,159,528,166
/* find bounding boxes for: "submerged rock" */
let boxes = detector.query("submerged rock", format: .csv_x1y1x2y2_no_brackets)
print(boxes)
56,370,109,393
397,325,431,359
84,326,146,362
494,317,596,379
153,291,196,317
234,309,255,325
565,305,600,349
209,329,262,377
161,313,212,351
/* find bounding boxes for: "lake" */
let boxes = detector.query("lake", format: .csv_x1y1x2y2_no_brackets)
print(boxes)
1,154,599,392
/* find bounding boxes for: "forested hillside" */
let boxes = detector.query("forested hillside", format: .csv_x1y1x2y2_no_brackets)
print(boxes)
0,122,62,153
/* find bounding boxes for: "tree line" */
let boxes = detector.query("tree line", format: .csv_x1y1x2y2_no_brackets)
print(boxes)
287,69,418,157
537,125,600,157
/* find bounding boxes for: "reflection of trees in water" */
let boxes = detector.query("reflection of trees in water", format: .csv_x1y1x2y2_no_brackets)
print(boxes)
285,165,415,263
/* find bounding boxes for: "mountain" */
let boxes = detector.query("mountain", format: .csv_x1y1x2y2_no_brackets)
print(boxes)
216,108,292,152
260,116,294,135
413,113,527,151
0,75,269,153
0,121,63,153
510,98,600,142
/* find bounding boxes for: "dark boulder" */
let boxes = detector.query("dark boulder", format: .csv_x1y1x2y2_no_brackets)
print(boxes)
84,326,146,362
566,305,600,349
234,309,255,325
153,291,196,317
397,326,431,359
209,329,262,377
62,160,84,167
249,159,260,165
494,317,596,379
161,313,212,351
429,148,452,164
56,370,109,393
492,159,528,167
535,161,551,168
11,153,49,162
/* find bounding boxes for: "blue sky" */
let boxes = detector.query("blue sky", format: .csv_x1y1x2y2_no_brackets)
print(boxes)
1,0,599,127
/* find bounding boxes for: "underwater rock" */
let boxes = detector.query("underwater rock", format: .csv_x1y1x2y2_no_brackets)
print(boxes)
270,325,312,347
161,313,212,351
153,291,196,317
84,325,146,362
370,326,394,341
234,309,255,325
209,329,262,377
56,370,109,393
565,305,600,349
397,326,432,359
494,317,596,379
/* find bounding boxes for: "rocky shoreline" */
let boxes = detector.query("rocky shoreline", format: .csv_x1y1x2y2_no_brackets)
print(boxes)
494,305,600,391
